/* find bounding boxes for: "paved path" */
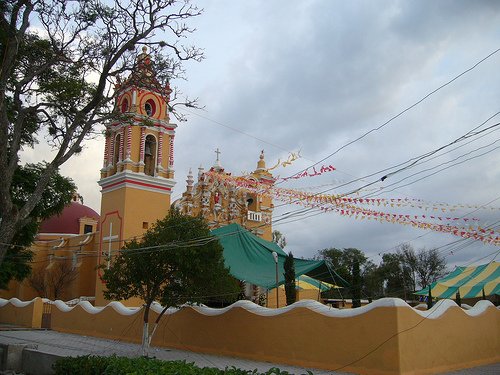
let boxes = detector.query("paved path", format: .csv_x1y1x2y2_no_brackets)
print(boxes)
0,329,342,374
0,329,498,374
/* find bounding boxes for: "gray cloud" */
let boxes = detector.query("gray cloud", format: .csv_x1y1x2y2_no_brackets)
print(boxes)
28,1,499,268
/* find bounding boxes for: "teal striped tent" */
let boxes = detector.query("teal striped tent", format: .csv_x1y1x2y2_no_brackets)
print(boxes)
415,261,500,299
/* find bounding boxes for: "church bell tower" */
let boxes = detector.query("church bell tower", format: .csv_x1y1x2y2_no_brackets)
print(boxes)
95,47,176,305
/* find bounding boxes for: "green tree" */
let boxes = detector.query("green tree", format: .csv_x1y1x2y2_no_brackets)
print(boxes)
0,163,75,289
378,245,447,300
0,0,203,267
415,248,447,288
316,248,352,285
398,243,418,292
102,210,239,354
379,253,410,299
455,290,461,307
283,251,296,305
362,261,384,301
317,248,382,302
351,259,361,308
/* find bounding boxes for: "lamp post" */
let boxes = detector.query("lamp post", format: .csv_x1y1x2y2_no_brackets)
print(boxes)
272,251,278,308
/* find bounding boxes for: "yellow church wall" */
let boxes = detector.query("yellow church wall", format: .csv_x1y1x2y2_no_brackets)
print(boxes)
96,187,171,306
267,288,287,308
297,289,322,302
0,297,43,328
0,233,99,302
266,289,321,308
245,193,273,241
33,299,498,374
100,187,170,243
0,240,50,301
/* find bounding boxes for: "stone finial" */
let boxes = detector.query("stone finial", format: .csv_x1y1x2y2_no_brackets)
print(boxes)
186,168,194,187
198,165,204,180
257,150,266,170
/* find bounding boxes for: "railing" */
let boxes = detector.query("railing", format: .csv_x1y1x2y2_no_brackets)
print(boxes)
247,211,262,222
42,302,52,329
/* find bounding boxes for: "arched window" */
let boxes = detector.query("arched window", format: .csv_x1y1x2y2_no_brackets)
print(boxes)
144,134,156,176
113,134,121,166
246,193,257,211
144,99,156,117
121,98,129,113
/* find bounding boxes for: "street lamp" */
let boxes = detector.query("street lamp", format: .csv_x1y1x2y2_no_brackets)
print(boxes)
272,251,278,308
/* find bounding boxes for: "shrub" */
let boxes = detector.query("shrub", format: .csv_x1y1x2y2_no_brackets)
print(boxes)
53,356,312,375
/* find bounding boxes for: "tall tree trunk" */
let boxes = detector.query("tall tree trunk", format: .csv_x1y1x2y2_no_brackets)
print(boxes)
0,213,19,264
148,304,171,346
142,303,151,356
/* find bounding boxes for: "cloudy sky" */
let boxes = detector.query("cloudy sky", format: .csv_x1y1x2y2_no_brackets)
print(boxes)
23,0,500,267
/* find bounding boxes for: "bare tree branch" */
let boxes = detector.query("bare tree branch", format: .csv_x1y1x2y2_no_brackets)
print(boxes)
0,0,204,265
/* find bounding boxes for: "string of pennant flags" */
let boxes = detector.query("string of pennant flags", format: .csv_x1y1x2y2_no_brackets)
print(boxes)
205,171,500,246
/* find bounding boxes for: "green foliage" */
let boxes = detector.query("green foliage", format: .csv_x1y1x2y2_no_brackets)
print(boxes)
317,248,382,301
11,163,76,220
0,0,203,269
102,209,240,309
455,290,461,306
0,246,33,289
351,259,361,308
427,287,433,309
319,245,447,301
378,245,447,299
378,253,410,299
283,251,296,305
0,163,75,289
53,355,301,375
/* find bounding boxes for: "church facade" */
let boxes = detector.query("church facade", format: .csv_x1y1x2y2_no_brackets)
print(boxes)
1,49,274,306
174,150,275,242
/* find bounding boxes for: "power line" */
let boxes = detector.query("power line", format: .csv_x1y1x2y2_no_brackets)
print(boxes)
282,48,500,181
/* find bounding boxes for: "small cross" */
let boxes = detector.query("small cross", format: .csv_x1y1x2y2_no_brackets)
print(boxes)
215,148,221,161
103,222,119,269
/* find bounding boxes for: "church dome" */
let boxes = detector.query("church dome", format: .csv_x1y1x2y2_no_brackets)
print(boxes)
39,200,100,235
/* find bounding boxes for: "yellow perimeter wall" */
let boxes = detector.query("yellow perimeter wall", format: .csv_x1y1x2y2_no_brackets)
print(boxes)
0,298,43,328
1,298,498,375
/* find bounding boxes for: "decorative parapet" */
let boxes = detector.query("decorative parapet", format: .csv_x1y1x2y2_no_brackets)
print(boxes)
1,297,496,374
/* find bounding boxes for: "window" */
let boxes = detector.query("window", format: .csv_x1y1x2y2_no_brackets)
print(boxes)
142,222,149,229
144,134,156,176
246,194,257,211
121,98,129,113
84,224,93,234
144,99,156,117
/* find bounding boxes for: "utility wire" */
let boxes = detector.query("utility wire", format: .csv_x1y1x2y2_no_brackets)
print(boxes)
282,48,500,181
